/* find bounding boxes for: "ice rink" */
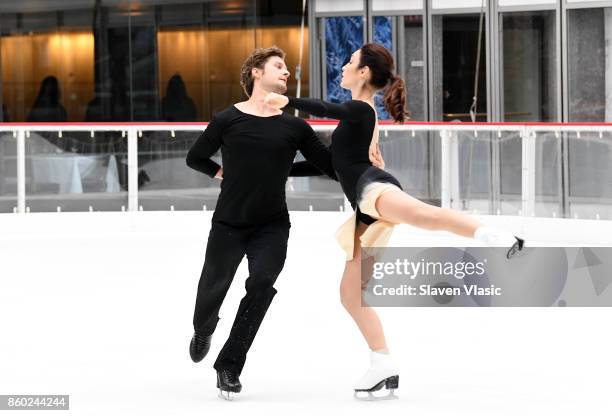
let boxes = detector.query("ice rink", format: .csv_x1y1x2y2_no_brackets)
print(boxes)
1,211,611,416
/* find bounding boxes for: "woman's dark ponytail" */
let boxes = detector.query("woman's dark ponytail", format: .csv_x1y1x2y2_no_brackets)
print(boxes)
359,43,410,123
383,74,409,123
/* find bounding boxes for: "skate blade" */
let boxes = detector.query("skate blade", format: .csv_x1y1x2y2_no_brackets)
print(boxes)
506,237,525,259
353,389,398,401
218,390,235,401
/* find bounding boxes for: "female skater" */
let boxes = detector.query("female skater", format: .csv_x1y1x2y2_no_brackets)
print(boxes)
265,43,524,400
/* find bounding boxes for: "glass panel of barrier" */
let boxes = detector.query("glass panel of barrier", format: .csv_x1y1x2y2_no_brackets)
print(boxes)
499,130,522,215
568,131,612,220
138,128,346,212
534,131,562,218
451,130,494,214
0,131,17,213
379,130,439,205
8,125,612,220
138,130,219,211
25,130,128,212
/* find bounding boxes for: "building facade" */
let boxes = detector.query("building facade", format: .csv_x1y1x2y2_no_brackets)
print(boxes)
0,0,309,123
0,0,611,123
310,0,612,123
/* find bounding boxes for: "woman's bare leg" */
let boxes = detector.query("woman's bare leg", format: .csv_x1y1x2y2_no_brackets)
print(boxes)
340,221,387,351
375,190,482,238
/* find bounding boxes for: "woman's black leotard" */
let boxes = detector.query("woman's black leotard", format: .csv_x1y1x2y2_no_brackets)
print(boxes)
287,97,402,225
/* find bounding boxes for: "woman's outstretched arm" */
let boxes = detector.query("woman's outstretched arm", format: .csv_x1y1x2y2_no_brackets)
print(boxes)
287,96,372,122
263,92,373,122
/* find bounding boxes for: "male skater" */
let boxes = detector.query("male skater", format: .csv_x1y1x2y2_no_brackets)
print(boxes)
186,46,335,400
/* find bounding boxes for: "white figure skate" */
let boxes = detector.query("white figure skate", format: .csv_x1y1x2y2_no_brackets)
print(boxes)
353,351,399,401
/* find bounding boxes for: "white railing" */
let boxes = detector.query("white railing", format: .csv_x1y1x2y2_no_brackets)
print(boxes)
1,122,611,217
1,124,204,213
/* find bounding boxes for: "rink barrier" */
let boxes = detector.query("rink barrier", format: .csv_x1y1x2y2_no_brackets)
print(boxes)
1,121,612,216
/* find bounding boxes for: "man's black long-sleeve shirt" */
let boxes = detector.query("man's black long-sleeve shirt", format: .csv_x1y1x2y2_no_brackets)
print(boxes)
186,105,335,227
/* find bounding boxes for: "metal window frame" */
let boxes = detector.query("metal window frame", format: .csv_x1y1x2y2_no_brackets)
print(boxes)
561,0,570,218
494,2,564,216
427,3,493,122
366,2,431,198
564,1,612,9
561,0,612,218
368,4,428,121
495,2,563,119
491,0,501,213
497,3,559,12
385,10,427,105
427,1,496,211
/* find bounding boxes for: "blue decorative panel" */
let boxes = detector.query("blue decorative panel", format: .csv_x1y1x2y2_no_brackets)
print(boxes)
374,16,393,120
325,16,364,104
374,16,393,51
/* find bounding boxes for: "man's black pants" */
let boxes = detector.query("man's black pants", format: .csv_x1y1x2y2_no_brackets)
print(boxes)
192,215,290,374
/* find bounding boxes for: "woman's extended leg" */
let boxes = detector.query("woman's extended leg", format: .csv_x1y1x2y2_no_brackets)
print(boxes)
375,189,481,238
373,189,523,255
339,221,387,351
